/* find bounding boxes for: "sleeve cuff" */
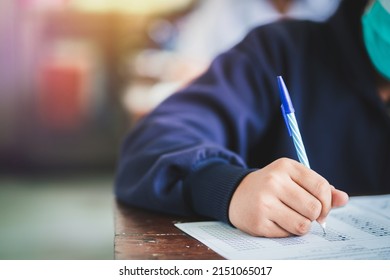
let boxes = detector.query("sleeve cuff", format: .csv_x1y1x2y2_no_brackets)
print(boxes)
184,161,255,224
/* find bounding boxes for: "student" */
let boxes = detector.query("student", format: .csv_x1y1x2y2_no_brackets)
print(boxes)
115,0,390,237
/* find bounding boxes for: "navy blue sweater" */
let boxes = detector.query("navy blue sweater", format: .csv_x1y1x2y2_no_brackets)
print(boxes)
115,0,390,224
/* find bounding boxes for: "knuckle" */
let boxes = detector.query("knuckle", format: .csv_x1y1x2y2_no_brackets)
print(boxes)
259,173,283,196
259,223,273,238
295,219,311,235
274,157,292,169
258,196,272,213
250,217,269,237
307,200,322,220
315,178,330,196
263,173,280,188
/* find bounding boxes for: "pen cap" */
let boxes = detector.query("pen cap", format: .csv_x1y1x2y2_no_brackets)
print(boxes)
277,76,295,114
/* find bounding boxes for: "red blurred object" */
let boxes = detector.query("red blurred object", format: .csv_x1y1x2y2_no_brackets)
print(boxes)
37,61,89,131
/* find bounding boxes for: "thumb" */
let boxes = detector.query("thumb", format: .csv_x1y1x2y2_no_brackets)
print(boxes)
331,186,349,208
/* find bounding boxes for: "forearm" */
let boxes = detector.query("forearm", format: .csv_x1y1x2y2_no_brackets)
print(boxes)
114,130,249,218
114,41,277,221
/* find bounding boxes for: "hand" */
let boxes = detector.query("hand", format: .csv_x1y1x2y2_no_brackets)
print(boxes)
228,158,349,237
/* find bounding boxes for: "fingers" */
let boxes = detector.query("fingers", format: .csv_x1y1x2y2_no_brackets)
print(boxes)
269,200,313,236
273,158,349,226
274,158,332,224
245,215,292,238
252,195,313,237
228,158,349,238
261,220,291,238
278,179,323,223
231,194,309,237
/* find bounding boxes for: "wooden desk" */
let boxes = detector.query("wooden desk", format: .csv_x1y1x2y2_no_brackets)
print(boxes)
114,200,224,260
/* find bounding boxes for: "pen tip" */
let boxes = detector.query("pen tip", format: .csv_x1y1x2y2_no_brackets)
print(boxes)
320,222,326,234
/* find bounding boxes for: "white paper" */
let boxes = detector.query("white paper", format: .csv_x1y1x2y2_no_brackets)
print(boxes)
175,194,390,259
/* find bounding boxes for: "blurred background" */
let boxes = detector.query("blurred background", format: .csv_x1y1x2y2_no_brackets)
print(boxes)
0,0,340,259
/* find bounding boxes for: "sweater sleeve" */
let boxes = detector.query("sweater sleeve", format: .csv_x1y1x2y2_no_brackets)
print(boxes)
185,161,256,223
114,29,281,223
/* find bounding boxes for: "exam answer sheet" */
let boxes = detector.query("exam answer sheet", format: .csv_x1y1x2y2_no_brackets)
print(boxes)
175,194,390,259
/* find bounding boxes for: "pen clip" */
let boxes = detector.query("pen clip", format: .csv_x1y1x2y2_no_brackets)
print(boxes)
281,105,292,136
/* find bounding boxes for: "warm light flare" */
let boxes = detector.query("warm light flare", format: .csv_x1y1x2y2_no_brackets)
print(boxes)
69,0,193,15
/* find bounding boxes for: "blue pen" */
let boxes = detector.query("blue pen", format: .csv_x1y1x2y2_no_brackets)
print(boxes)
277,76,326,234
